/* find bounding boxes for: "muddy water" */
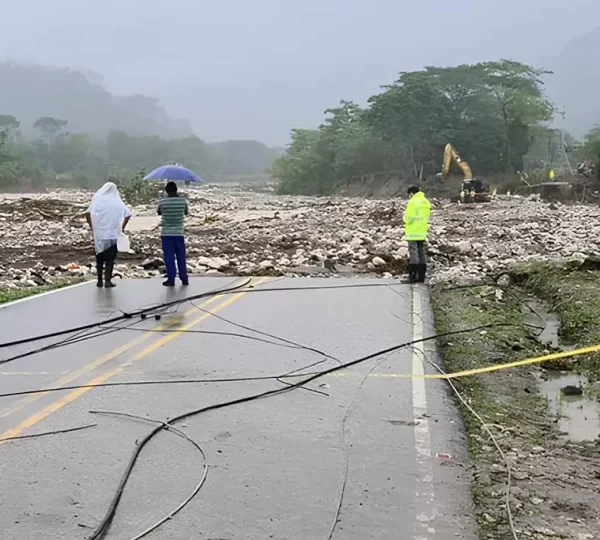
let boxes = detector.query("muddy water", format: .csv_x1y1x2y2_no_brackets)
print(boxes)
521,300,560,348
522,299,600,441
540,373,600,441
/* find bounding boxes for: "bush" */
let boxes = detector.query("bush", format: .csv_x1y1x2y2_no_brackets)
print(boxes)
111,169,161,205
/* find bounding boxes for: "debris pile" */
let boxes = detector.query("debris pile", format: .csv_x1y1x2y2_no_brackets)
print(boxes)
1,187,600,289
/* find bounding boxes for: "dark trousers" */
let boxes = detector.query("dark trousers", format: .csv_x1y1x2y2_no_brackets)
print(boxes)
95,244,117,267
95,244,117,283
161,236,188,283
408,241,427,264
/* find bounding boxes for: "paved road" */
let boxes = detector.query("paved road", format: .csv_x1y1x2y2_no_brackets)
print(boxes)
0,277,476,540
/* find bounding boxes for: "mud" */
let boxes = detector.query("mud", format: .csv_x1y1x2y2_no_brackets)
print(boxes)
434,286,600,540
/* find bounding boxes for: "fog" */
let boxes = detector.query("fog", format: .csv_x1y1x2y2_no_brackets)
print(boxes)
2,0,599,144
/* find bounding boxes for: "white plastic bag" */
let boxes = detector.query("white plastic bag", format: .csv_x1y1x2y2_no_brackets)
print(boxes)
117,233,131,253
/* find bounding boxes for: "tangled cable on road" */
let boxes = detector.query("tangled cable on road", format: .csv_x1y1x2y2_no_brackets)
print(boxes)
0,278,253,358
85,321,515,540
0,278,526,540
0,279,404,370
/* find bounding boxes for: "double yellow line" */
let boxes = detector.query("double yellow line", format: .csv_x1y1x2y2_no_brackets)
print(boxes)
0,278,267,444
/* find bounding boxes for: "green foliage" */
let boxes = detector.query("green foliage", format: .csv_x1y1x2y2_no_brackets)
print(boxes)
111,169,160,206
0,115,20,131
274,60,557,195
34,117,68,139
0,131,19,187
273,101,391,195
0,277,85,304
582,126,600,179
0,114,280,191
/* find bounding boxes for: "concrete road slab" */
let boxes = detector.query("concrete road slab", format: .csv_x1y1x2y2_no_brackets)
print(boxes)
0,277,476,540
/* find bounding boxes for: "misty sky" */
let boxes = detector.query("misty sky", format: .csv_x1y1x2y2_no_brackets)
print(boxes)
2,0,599,145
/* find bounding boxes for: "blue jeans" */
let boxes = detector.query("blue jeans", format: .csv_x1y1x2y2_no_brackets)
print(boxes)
161,236,188,283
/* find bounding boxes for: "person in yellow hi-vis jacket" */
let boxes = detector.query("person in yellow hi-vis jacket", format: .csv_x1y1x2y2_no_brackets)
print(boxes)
403,186,431,283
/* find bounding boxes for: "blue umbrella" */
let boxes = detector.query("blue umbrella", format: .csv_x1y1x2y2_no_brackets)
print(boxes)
144,164,202,183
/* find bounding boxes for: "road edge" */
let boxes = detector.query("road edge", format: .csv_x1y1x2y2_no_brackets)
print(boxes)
413,284,479,540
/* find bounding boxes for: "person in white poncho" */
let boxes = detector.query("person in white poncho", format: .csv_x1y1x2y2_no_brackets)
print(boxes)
85,182,132,288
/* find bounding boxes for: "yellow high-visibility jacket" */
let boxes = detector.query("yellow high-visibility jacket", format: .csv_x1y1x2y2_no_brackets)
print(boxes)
403,192,431,241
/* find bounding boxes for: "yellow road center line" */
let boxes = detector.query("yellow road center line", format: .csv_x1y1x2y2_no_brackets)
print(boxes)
0,294,222,421
0,278,269,444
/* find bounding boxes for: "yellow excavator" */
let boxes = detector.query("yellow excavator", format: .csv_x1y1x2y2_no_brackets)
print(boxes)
439,143,490,203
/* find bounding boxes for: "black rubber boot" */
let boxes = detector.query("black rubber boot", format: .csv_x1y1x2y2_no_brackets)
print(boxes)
96,263,104,288
417,264,427,283
104,261,116,288
403,264,419,283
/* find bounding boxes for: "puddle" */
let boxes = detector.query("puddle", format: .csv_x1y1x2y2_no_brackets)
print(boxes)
521,300,560,348
540,372,600,442
521,299,600,441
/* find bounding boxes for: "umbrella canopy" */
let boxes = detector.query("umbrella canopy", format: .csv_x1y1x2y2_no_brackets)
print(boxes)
144,165,202,183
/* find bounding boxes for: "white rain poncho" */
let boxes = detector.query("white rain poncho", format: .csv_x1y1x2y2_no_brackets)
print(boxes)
87,182,132,254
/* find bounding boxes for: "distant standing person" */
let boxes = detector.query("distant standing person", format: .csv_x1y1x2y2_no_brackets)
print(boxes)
403,185,431,283
85,182,132,288
158,181,189,286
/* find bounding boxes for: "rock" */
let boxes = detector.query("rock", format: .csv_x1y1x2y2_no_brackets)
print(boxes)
513,471,530,481
2,185,600,288
497,274,511,287
454,240,472,254
196,256,229,270
259,260,274,269
561,385,583,396
141,257,163,270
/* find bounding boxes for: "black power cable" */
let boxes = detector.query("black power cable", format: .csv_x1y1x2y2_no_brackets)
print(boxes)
0,280,399,352
0,319,144,367
86,321,512,540
0,279,253,351
0,322,516,401
0,373,312,400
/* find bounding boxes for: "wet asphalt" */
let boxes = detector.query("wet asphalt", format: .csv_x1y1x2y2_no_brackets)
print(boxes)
0,277,477,540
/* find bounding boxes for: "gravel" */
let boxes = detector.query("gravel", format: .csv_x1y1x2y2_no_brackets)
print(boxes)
1,186,598,290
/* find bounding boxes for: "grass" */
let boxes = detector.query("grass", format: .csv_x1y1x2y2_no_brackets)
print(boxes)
0,277,86,305
432,285,548,538
515,261,600,383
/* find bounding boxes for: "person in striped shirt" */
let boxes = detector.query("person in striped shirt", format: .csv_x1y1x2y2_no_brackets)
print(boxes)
158,181,189,286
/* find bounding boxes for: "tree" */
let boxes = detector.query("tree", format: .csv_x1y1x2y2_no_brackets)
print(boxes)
365,61,554,177
32,116,69,172
475,60,555,171
272,129,332,195
0,115,20,132
275,60,557,195
33,117,68,140
0,131,19,187
582,126,600,181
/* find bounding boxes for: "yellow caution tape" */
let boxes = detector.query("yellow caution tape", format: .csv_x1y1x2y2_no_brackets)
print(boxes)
419,342,600,379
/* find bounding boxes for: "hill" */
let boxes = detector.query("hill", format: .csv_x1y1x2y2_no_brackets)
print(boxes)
545,28,600,138
0,62,193,138
208,140,285,176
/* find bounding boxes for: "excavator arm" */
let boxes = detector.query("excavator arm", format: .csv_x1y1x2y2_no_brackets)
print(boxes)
440,143,491,203
442,143,473,181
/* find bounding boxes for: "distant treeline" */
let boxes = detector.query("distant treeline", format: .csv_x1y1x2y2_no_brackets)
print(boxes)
0,114,282,190
272,59,600,195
